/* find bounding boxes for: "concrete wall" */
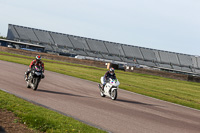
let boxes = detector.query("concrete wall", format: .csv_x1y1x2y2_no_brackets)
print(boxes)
125,66,200,82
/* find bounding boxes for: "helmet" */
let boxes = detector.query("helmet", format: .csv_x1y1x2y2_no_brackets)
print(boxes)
109,68,114,75
36,55,41,61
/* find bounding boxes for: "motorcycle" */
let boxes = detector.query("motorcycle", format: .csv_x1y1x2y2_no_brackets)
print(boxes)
98,77,120,100
26,65,44,91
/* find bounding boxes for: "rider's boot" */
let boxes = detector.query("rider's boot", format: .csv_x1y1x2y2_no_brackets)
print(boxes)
24,71,29,81
102,84,105,92
25,75,28,81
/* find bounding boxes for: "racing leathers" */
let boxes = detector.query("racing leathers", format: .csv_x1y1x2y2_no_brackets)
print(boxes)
102,71,116,90
25,60,44,81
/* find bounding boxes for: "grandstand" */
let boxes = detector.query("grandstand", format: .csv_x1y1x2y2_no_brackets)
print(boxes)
0,38,45,52
6,24,200,76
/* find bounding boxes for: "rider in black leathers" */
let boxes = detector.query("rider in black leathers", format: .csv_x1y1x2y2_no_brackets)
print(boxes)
102,68,116,90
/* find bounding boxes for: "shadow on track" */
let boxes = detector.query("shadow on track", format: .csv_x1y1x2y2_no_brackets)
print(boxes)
0,126,6,133
117,99,163,107
37,89,91,98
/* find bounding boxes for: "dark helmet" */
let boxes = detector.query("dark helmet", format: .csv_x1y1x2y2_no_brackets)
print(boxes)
109,67,115,75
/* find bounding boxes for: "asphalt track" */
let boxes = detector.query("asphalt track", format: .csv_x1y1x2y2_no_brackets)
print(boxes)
0,60,200,133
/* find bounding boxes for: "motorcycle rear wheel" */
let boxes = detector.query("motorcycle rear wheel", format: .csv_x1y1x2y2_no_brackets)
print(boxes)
100,91,105,97
100,89,105,97
99,84,105,97
26,81,31,88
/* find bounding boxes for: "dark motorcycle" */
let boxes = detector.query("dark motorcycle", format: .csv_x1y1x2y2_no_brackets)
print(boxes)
26,65,44,91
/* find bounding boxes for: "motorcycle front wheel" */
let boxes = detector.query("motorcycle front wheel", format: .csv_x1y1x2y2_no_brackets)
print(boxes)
32,77,39,91
111,89,117,100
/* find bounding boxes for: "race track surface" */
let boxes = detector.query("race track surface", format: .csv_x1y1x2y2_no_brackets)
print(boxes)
0,60,200,133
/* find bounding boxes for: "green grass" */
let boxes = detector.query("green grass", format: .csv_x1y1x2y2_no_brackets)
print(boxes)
0,90,106,133
0,51,200,131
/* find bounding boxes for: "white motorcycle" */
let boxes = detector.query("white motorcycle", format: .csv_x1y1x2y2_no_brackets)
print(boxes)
98,77,120,100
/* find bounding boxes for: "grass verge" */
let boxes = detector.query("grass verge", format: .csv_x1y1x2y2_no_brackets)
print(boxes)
0,90,106,133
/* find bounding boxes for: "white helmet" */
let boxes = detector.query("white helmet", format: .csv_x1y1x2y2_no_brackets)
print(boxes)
36,55,41,62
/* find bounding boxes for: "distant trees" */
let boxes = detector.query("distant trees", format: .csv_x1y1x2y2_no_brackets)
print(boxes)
0,36,6,39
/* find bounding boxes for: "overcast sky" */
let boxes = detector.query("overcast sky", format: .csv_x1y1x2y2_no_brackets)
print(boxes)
0,0,200,56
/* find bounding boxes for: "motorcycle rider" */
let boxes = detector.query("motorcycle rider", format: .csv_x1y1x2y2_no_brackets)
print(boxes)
102,67,116,91
25,55,44,81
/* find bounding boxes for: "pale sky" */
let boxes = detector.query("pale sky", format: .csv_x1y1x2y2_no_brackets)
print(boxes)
0,0,200,56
